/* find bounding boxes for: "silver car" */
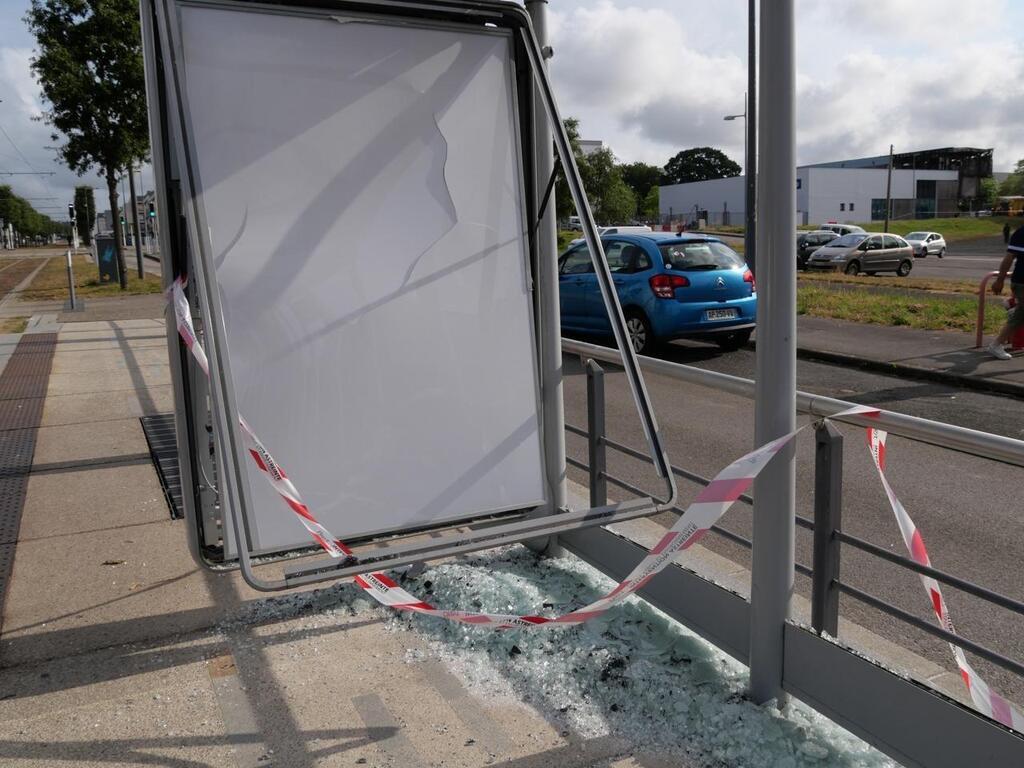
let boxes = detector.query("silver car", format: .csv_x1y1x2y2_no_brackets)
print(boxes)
806,232,915,276
904,231,946,258
820,223,866,236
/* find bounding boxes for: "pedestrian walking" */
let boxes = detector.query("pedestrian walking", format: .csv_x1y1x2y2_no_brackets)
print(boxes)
1004,221,1011,245
987,225,1024,359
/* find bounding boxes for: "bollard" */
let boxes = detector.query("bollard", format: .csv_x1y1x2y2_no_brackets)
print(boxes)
63,249,84,312
66,249,77,310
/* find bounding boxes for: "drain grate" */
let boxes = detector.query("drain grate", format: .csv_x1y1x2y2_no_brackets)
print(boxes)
140,413,184,519
0,332,56,638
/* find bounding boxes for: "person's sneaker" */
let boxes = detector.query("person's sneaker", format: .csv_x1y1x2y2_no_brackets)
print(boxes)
987,342,1012,360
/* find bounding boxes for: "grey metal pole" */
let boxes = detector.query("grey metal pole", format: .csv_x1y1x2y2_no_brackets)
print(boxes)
811,421,843,637
65,249,77,310
884,144,894,232
749,0,797,706
745,0,757,275
129,165,145,278
525,0,567,551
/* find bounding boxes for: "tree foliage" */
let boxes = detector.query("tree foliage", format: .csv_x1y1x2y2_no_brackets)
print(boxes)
0,185,63,240
26,0,150,284
74,185,96,245
640,186,660,220
998,158,1024,198
619,161,663,210
977,177,999,210
663,147,741,185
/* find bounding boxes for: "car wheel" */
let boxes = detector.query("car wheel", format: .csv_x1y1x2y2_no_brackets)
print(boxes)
896,259,912,277
844,260,860,275
624,311,655,356
865,271,878,276
716,328,753,352
938,247,945,259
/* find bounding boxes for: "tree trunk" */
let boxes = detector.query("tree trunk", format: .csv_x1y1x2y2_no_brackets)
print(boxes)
105,169,128,290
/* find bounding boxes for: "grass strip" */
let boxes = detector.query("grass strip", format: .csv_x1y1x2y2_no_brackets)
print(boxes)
797,271,980,296
797,283,1004,334
19,254,162,301
0,316,28,333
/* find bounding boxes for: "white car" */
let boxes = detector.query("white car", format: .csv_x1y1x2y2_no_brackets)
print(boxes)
905,231,946,258
569,225,652,246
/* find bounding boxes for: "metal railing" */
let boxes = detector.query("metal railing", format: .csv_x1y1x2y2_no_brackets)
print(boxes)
562,338,1024,687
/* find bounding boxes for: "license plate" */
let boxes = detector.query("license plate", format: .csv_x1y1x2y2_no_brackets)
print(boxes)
705,308,738,321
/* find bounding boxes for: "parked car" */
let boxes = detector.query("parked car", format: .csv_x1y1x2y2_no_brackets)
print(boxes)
820,223,866,236
904,231,946,258
569,225,652,246
806,232,914,276
559,233,756,354
568,215,582,230
796,230,839,269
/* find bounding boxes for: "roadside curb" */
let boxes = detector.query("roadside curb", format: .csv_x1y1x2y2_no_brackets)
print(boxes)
791,344,1024,400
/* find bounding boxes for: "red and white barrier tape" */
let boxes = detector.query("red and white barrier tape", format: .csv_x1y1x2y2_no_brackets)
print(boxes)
171,278,353,560
866,428,1024,731
172,277,1021,729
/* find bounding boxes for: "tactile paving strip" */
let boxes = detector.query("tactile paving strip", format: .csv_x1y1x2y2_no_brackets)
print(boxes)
140,413,184,519
0,332,56,636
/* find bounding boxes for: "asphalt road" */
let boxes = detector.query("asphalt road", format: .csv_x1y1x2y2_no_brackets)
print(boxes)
712,231,1011,283
562,338,1024,703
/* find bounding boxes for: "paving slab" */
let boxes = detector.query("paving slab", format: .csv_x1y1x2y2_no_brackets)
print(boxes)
31,417,150,467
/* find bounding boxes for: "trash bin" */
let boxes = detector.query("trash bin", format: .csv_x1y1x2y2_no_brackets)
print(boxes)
95,235,121,283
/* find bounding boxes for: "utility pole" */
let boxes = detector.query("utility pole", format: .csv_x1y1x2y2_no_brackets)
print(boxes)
746,0,757,275
749,0,797,707
884,144,894,232
128,165,144,278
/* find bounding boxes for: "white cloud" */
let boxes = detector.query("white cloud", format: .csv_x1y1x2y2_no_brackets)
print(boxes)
548,0,1024,171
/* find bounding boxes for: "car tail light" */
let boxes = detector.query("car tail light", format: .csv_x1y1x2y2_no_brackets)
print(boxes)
649,273,689,298
743,269,755,292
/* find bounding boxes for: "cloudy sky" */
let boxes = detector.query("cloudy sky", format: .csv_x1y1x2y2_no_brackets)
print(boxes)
1,0,1023,221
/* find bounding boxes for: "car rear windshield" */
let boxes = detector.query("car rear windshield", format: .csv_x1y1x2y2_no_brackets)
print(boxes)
658,241,744,270
906,232,928,240
828,233,868,248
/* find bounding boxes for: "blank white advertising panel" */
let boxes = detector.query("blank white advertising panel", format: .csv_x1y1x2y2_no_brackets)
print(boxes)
177,5,547,553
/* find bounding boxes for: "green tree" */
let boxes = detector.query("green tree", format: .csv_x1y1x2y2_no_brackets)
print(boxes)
26,0,150,288
663,147,741,185
618,161,663,214
640,186,660,221
998,158,1024,198
555,117,584,221
0,186,62,243
977,177,999,210
74,185,96,245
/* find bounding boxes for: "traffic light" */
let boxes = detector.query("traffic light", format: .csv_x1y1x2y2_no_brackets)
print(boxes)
147,202,155,218
119,214,125,224
68,203,76,223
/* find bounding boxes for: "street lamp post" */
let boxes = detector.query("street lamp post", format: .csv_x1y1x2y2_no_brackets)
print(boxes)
724,91,756,273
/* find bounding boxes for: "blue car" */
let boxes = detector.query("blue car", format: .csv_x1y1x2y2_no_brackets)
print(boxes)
559,232,756,354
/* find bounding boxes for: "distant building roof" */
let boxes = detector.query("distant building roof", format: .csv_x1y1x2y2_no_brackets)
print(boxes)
579,139,603,156
804,147,992,176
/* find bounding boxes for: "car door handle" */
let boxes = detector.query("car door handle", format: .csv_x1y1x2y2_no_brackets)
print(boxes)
613,278,626,285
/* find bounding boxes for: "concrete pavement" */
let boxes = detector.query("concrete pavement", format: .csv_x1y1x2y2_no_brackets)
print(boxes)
0,313,716,767
790,314,1024,398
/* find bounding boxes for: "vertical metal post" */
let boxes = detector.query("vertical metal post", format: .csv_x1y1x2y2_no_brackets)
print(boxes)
749,0,796,706
884,143,894,232
129,165,145,278
65,249,77,310
525,0,566,550
586,359,607,508
811,421,843,637
745,0,757,275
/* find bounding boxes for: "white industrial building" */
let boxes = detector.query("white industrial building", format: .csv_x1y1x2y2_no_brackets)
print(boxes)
660,147,993,227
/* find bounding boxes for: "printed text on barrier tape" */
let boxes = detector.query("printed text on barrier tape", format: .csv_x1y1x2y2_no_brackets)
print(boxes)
173,277,1023,729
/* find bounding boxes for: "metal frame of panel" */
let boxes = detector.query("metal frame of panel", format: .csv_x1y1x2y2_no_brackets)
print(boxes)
141,0,677,590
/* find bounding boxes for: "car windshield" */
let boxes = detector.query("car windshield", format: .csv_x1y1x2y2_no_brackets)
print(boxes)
828,233,868,248
906,232,928,240
659,241,744,270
